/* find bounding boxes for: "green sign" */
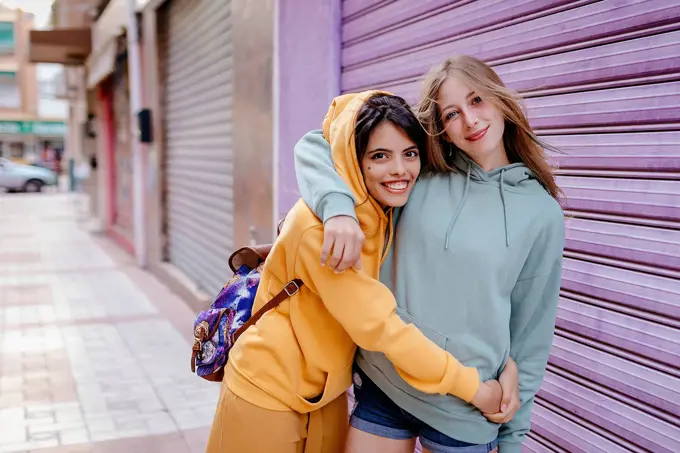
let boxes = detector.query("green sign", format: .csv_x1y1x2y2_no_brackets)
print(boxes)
0,121,20,134
0,121,66,136
32,122,67,136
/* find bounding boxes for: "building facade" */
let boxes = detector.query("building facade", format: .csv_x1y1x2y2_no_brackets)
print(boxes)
0,4,65,166
31,0,144,253
140,0,279,302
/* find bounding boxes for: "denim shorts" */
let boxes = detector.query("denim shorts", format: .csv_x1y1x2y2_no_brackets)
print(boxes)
350,366,498,453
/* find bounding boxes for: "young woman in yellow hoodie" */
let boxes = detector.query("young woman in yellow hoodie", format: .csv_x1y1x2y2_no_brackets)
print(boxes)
206,91,505,453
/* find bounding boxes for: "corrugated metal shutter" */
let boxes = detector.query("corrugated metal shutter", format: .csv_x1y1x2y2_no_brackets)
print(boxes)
159,0,233,296
341,1,680,451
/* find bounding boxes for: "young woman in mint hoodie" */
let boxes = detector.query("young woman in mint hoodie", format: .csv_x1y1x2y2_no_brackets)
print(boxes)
293,55,565,453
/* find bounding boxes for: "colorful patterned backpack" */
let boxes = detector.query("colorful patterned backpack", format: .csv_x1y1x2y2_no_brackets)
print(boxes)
191,243,303,382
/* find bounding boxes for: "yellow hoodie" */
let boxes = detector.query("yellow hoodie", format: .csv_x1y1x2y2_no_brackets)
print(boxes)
225,91,480,414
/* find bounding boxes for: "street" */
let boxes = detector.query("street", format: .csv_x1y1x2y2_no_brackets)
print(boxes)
0,193,219,453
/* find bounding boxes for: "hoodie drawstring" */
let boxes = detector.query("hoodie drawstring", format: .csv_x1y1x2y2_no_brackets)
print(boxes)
500,168,509,247
444,166,471,250
444,165,511,249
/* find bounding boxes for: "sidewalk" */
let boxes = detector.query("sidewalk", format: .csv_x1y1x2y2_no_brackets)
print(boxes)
0,193,220,453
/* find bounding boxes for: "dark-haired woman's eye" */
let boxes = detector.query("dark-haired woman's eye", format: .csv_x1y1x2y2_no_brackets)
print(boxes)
405,150,419,159
371,152,387,160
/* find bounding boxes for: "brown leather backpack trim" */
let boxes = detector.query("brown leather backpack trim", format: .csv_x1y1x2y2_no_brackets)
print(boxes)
228,245,272,273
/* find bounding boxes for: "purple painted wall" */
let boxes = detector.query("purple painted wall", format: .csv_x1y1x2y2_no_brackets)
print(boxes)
337,1,680,452
272,0,680,449
275,0,341,219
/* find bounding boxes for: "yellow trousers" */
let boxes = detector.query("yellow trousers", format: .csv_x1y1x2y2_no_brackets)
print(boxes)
206,386,349,453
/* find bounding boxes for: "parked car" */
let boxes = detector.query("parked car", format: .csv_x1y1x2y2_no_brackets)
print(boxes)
0,157,58,193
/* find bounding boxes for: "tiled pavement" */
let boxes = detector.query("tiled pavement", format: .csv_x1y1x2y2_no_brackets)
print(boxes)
0,193,220,453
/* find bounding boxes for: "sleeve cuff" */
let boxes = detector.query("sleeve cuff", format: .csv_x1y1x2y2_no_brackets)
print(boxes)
449,364,480,403
317,193,357,224
497,440,522,453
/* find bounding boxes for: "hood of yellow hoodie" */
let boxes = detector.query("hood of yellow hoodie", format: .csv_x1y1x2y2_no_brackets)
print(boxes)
322,90,391,235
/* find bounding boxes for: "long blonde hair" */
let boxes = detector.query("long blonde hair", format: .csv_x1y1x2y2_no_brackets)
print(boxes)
415,55,562,200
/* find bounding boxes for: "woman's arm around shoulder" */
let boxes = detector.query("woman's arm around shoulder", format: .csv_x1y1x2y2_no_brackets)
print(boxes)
294,130,357,223
293,225,482,404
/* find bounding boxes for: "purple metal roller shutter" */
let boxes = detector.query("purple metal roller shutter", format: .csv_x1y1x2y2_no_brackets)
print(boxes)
341,1,680,451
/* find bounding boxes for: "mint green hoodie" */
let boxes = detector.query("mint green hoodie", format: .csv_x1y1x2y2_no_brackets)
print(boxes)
294,130,565,452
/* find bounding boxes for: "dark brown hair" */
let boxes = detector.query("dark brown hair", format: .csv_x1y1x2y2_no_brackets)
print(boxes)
354,94,427,167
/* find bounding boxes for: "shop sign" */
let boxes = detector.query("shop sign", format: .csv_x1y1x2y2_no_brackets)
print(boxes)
0,121,21,134
0,120,66,136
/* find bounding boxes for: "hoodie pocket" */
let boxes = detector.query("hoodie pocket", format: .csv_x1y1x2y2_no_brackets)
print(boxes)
396,307,448,350
293,363,353,413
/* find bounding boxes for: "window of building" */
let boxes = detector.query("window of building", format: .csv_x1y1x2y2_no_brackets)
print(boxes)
0,71,19,109
0,22,14,54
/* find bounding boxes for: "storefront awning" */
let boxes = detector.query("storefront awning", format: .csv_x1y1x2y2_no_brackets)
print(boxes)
29,28,92,66
87,36,117,88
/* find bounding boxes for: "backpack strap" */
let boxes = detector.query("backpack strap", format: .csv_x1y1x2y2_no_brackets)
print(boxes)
231,278,304,343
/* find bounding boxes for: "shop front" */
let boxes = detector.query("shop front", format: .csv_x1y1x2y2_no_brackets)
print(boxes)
109,37,135,250
86,1,142,257
0,120,65,168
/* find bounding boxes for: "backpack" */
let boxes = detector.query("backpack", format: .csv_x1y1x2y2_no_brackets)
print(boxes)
191,240,303,382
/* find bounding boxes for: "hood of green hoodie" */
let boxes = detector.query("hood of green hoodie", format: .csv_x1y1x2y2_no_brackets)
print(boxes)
451,151,537,188
445,151,545,249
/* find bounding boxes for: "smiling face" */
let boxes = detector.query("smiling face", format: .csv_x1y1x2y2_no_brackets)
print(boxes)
360,121,421,208
437,75,508,170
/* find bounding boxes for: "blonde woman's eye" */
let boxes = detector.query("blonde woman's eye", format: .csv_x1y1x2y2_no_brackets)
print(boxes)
445,111,458,121
472,96,483,105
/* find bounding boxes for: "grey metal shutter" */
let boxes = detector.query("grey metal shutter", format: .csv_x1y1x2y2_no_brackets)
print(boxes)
341,1,680,451
160,0,233,296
